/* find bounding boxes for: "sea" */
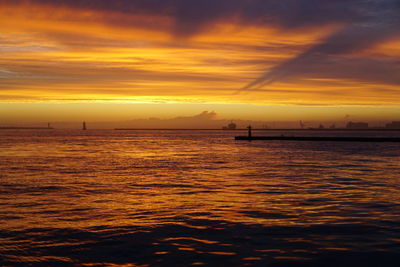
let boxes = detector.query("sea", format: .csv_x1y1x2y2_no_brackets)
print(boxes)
1,129,400,266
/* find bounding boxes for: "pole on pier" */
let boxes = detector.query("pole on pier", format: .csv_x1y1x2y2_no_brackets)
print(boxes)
247,125,252,140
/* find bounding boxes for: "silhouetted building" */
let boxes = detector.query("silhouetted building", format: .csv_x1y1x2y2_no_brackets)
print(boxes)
386,121,400,129
223,121,236,130
346,121,369,129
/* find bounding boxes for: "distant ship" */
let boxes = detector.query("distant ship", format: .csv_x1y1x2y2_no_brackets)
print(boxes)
222,121,237,130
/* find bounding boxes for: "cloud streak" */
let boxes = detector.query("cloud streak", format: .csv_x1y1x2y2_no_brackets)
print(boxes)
242,0,400,90
0,0,365,36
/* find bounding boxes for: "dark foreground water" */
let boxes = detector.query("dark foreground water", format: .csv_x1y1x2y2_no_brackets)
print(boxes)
1,130,400,266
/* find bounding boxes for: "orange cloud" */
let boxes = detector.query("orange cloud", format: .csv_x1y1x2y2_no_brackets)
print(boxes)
0,0,399,108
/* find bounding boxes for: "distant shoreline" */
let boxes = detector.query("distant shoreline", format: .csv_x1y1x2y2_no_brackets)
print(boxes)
0,127,53,130
1,127,399,131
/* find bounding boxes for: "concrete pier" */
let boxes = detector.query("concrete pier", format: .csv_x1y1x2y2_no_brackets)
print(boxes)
235,136,400,142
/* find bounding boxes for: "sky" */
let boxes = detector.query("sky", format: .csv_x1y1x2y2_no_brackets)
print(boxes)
1,0,400,126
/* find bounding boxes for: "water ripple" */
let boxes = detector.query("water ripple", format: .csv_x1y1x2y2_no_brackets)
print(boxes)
1,130,400,265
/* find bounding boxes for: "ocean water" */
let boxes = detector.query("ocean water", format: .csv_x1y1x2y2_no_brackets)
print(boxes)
1,130,400,266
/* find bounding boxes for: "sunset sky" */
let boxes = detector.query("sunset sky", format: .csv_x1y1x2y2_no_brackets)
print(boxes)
1,0,400,125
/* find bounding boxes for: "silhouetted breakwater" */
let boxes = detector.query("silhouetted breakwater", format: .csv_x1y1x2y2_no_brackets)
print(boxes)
235,136,400,142
114,128,400,131
114,128,248,131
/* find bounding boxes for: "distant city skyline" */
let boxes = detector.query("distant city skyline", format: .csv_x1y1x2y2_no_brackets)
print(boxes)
1,109,400,130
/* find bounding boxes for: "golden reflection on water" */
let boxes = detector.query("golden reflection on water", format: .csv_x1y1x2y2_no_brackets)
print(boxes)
1,130,400,230
1,130,400,265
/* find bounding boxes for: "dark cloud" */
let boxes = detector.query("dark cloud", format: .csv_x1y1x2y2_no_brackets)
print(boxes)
5,0,397,47
242,24,400,90
4,0,399,34
242,0,400,90
2,0,368,35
